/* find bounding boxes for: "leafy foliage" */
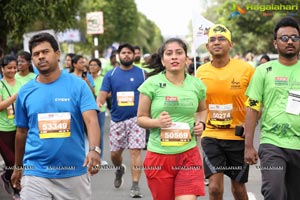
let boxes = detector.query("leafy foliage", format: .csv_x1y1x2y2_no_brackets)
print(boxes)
1,0,82,52
0,0,163,57
201,0,300,56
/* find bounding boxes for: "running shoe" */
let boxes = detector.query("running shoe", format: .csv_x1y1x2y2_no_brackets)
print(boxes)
101,160,109,166
1,172,13,194
114,164,126,188
130,185,143,198
204,178,209,186
12,192,21,200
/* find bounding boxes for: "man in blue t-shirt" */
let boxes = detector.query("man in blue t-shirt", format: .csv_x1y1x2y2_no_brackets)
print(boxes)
11,33,101,200
97,43,146,198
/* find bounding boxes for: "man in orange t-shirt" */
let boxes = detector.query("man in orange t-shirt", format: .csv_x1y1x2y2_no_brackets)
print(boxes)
196,24,254,200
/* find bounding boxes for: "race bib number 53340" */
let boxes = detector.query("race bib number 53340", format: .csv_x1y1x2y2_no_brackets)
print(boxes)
38,112,71,139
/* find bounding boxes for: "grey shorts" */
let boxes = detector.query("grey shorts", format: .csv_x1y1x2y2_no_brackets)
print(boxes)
109,117,146,151
21,173,91,200
259,143,300,200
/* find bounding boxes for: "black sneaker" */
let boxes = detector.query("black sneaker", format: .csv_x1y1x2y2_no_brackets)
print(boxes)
130,185,143,198
1,172,13,194
12,192,21,200
114,164,126,188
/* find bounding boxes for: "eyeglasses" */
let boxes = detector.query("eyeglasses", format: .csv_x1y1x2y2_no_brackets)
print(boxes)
277,35,300,42
209,36,227,42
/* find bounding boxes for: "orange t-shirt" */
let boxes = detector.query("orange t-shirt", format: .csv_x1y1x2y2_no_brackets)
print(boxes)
196,59,254,140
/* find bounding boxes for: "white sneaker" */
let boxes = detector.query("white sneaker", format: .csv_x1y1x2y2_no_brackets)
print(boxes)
101,160,108,166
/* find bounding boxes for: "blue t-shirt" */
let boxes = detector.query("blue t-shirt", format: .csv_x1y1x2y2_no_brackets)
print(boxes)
15,72,98,178
101,66,145,122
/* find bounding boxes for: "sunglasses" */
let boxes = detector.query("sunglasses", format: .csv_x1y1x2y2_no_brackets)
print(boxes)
277,35,300,42
209,36,227,42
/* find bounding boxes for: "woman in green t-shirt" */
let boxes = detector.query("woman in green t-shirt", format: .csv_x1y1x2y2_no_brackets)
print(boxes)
0,55,22,199
137,38,207,200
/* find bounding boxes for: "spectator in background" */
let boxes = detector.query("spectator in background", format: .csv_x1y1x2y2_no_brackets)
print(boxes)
69,54,95,94
203,56,211,63
101,51,119,76
89,58,108,166
15,51,36,85
188,63,200,76
258,54,270,66
133,46,143,68
62,53,75,73
101,53,119,114
0,55,22,199
245,52,256,67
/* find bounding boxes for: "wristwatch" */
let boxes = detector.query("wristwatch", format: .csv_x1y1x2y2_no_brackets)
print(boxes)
89,146,101,154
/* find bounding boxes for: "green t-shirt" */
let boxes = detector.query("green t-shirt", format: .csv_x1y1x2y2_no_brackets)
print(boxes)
0,79,23,131
138,72,206,154
93,75,106,112
15,72,36,85
246,60,300,149
134,61,153,73
101,60,115,76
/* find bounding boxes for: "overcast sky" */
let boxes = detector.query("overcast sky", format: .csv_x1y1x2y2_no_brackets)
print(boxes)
135,0,196,37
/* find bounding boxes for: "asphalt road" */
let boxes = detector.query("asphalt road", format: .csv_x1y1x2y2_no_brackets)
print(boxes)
0,116,264,200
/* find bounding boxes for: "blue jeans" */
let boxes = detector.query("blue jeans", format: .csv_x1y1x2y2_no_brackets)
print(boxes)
98,111,105,159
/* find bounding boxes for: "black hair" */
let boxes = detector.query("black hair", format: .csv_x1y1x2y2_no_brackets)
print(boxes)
29,32,59,54
65,53,76,59
133,46,141,51
17,51,34,72
69,54,83,73
146,38,188,77
274,17,300,40
1,55,17,68
117,43,135,54
110,54,116,60
89,58,102,67
260,54,270,62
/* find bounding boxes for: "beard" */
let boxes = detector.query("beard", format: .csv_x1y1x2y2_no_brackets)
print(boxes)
120,59,134,67
278,45,299,59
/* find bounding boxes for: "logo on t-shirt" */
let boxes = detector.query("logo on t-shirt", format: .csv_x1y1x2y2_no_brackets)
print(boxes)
164,96,179,106
275,77,288,86
231,78,241,89
159,83,166,88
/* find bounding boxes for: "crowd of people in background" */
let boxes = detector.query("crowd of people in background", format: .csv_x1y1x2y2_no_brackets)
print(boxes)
0,16,299,200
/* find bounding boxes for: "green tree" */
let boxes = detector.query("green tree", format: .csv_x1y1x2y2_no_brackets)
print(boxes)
1,0,164,57
75,0,163,57
0,0,82,53
201,0,300,56
132,13,164,54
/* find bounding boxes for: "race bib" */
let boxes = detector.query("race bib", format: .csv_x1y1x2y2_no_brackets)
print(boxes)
209,104,233,128
117,91,134,106
7,105,14,119
38,112,71,139
160,122,191,146
286,90,300,115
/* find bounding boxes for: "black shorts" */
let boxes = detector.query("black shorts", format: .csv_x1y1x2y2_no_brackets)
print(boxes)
201,137,249,183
